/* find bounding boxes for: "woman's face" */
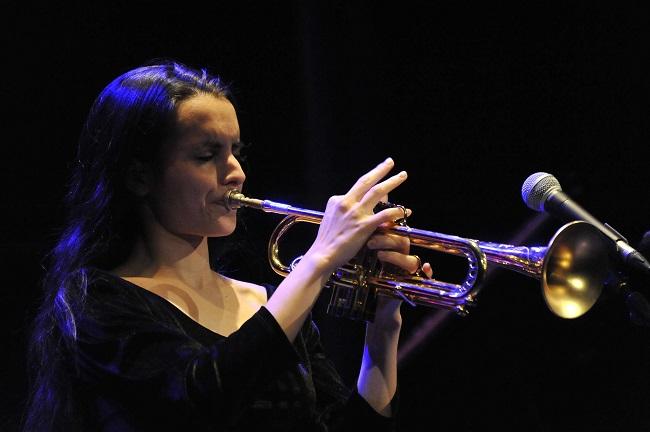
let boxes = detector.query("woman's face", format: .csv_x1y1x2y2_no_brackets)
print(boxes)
146,93,245,239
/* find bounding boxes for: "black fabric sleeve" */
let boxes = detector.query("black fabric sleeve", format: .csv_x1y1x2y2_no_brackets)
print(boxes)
75,275,300,427
302,319,398,431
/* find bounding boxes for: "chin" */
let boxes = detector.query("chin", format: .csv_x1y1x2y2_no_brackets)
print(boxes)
207,220,237,237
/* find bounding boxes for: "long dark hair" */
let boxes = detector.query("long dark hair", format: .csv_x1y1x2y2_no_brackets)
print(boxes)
23,60,232,431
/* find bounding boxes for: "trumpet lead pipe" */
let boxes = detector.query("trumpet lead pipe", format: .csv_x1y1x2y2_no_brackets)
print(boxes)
225,190,324,221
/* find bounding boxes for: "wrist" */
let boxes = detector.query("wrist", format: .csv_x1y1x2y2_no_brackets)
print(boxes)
368,297,402,332
301,248,337,276
367,315,402,336
367,311,402,339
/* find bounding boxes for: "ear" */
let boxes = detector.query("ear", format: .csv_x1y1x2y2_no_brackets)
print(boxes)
124,159,153,197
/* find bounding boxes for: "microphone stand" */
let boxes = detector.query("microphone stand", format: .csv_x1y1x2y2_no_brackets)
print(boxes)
613,230,650,326
624,289,650,327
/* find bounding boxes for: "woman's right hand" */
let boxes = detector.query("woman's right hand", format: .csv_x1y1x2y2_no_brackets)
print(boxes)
267,158,407,341
303,157,409,274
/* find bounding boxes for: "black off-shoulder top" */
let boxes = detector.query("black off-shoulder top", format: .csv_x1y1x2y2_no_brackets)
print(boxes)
67,268,396,431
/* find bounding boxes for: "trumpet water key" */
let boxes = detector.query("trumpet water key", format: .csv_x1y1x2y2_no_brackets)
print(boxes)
224,190,613,321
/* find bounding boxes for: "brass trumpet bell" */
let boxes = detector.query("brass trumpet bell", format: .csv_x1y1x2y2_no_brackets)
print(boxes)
541,221,612,318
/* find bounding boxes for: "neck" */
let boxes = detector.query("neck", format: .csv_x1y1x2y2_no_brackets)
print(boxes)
114,211,218,290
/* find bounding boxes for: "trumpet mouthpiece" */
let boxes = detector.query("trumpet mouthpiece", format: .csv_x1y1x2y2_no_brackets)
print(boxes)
224,190,264,211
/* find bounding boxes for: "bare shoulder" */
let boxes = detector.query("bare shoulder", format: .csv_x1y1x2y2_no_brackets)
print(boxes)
240,280,269,302
221,275,268,304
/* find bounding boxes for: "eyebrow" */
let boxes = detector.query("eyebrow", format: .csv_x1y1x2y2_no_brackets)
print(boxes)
199,139,242,150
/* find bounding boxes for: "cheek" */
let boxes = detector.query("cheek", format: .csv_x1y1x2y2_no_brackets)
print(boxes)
165,164,215,195
148,162,237,235
153,169,213,215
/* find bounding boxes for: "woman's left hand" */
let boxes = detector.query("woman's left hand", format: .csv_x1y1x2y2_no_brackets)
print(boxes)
357,204,432,414
367,229,433,278
365,215,433,331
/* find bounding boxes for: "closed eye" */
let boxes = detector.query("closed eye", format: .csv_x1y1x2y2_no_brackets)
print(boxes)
196,153,216,161
195,141,250,163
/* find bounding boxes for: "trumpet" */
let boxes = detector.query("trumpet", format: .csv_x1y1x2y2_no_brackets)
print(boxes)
225,190,613,320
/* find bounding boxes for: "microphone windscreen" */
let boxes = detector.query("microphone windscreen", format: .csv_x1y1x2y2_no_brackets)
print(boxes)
521,172,562,211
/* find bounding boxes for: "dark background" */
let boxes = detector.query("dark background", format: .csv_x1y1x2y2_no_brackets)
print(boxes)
3,1,650,430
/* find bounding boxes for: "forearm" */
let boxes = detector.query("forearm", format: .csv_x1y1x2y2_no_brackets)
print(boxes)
264,251,333,341
357,312,401,416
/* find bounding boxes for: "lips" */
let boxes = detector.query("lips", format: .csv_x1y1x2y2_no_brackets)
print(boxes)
214,188,243,211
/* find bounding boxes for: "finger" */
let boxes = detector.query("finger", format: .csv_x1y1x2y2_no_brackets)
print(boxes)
376,251,422,274
368,206,409,228
376,194,410,215
359,170,408,210
376,192,411,219
378,207,411,226
367,233,410,254
346,158,395,201
422,262,433,278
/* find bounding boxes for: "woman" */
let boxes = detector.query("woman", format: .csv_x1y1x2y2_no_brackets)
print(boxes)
24,60,431,431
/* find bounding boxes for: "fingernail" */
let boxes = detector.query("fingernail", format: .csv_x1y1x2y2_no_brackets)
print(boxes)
384,157,393,164
398,171,407,178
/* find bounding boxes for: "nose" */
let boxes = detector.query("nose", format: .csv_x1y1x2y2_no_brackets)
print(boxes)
222,153,246,189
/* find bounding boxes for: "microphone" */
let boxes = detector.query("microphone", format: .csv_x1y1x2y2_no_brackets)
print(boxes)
521,172,650,278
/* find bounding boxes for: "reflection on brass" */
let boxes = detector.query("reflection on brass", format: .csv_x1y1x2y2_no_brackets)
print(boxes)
543,222,612,318
226,190,612,320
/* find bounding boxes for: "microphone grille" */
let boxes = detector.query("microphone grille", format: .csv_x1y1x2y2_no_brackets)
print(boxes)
521,172,562,211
